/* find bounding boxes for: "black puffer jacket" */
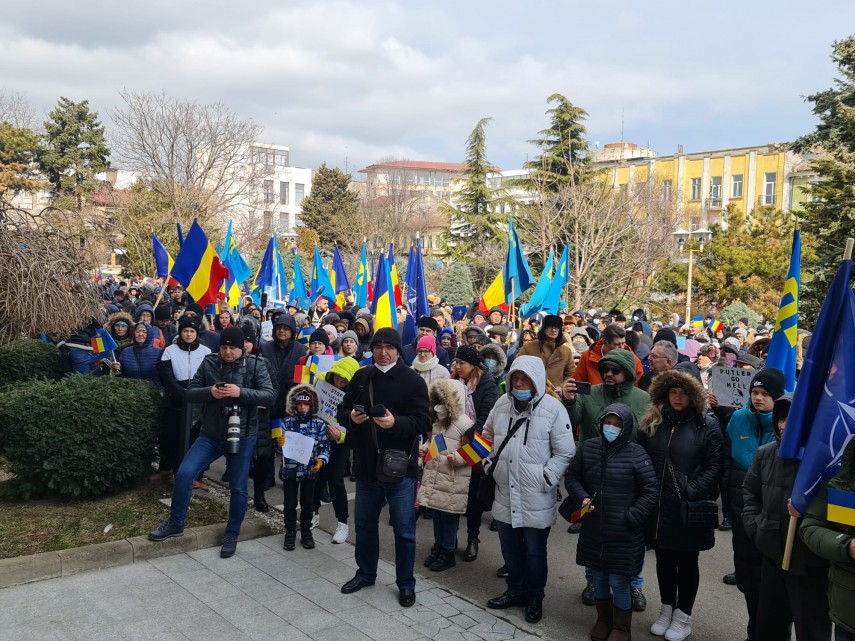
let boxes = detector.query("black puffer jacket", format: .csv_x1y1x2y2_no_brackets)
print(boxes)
565,403,658,576
637,370,724,551
185,352,276,441
252,353,280,458
743,394,828,577
259,314,307,419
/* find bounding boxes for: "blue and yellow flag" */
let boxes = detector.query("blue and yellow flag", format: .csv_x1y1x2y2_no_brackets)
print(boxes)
503,214,534,303
828,488,855,527
220,220,253,309
311,245,336,305
542,245,569,315
331,244,350,311
352,241,370,307
765,229,801,392
520,248,554,318
371,251,398,330
289,249,310,310
170,220,229,305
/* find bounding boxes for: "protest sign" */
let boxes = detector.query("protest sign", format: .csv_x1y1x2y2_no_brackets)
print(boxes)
315,378,346,432
709,366,755,408
260,320,273,341
282,431,315,465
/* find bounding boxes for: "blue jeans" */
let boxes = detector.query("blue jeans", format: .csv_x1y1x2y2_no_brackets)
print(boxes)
591,570,632,610
838,625,855,641
496,521,550,598
354,477,417,590
586,561,644,590
169,432,256,539
432,510,460,551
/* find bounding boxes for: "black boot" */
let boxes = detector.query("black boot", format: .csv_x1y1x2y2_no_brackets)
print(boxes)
254,492,269,513
283,529,296,551
301,527,315,549
423,545,441,568
463,537,479,562
525,597,543,623
429,548,456,572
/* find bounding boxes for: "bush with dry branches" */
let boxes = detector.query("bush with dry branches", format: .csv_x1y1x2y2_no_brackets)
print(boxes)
0,207,102,344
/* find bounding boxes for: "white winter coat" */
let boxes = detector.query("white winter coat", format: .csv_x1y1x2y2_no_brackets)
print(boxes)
483,355,576,529
417,379,473,514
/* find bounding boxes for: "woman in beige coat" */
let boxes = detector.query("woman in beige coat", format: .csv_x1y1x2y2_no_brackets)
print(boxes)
419,378,474,572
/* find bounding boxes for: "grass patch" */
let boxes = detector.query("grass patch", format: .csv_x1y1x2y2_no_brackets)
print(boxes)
0,465,229,559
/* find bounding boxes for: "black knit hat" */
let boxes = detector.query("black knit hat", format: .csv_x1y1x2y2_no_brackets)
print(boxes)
241,323,257,344
750,367,786,402
178,315,201,333
309,328,330,347
655,327,678,348
219,327,245,352
370,327,404,354
155,306,172,321
186,303,205,317
454,345,484,369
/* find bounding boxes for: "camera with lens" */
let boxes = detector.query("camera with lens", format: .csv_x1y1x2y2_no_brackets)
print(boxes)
224,404,243,455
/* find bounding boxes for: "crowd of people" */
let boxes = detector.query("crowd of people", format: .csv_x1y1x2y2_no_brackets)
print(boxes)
52,276,855,641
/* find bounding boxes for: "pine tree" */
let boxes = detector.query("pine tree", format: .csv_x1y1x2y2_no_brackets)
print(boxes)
439,262,475,305
36,97,109,208
299,163,360,247
0,122,44,200
522,93,589,191
792,36,855,321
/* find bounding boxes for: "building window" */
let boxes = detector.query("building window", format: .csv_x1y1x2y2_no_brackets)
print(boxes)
263,180,275,204
709,176,722,208
690,177,702,201
763,172,776,205
263,211,273,233
662,179,672,202
280,181,289,205
295,183,305,207
619,183,628,196
732,174,743,198
253,147,289,169
275,150,289,167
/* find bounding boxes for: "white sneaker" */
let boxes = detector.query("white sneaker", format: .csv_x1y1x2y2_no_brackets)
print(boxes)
650,604,673,636
664,608,692,641
310,512,320,530
332,521,349,544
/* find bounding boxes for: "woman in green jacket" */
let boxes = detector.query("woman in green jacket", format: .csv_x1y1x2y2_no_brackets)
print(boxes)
800,439,855,640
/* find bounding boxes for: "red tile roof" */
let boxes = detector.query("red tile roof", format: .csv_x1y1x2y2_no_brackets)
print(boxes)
360,160,470,173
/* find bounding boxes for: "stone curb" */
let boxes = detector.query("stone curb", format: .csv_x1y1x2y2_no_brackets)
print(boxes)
0,517,274,590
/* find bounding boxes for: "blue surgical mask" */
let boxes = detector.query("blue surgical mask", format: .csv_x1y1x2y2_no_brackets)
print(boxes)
602,425,621,443
485,358,498,370
511,388,533,402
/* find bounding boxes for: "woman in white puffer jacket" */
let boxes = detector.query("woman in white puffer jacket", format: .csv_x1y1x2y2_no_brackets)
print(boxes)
482,355,576,624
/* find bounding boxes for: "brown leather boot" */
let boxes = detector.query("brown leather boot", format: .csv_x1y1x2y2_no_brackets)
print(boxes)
606,606,632,641
590,598,613,641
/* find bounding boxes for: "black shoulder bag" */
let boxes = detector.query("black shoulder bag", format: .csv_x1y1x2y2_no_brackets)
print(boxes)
666,425,719,530
477,415,528,510
368,377,414,483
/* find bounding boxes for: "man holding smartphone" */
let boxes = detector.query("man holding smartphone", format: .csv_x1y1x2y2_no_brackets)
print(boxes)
336,328,431,608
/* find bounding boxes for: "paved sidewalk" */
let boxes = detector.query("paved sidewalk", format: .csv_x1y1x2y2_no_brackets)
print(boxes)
0,534,540,641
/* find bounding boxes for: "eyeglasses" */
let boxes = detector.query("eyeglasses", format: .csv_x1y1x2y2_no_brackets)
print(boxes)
416,349,432,356
650,353,667,360
373,344,398,352
601,366,624,375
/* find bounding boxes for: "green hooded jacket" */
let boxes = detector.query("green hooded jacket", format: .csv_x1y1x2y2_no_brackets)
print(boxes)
564,348,650,442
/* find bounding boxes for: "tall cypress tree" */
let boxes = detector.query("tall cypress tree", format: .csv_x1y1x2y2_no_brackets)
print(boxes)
792,36,855,322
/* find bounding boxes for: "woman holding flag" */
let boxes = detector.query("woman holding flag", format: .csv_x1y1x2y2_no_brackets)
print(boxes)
418,379,473,572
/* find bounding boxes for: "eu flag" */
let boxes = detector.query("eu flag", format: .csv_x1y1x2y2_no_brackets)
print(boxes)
764,230,801,392
779,257,855,514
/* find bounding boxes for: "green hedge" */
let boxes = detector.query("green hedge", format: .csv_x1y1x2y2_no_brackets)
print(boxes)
0,338,63,384
0,376,160,498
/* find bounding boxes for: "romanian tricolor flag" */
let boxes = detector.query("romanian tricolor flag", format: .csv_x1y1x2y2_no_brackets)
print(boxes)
170,219,229,305
293,364,312,385
827,488,855,527
371,251,398,330
479,270,509,314
388,243,403,307
709,318,724,334
570,501,593,523
424,434,447,464
91,328,119,356
457,432,493,466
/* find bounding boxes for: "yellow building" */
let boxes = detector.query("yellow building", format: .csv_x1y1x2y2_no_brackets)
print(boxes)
589,142,804,230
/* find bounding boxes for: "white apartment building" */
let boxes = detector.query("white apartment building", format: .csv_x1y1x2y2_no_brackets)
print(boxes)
247,143,313,241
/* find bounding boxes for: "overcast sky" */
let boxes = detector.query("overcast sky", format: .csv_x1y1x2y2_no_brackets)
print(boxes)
1,1,852,175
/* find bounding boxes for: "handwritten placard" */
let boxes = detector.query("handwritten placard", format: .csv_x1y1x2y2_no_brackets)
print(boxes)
282,431,315,465
709,366,755,408
260,320,273,342
315,378,346,432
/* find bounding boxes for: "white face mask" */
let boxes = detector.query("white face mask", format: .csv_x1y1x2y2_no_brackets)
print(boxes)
434,404,448,420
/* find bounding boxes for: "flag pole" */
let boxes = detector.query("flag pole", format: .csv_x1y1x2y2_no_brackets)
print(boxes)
782,235,855,571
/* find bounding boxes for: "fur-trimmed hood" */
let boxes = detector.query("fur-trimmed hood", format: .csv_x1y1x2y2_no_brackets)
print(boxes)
480,343,507,374
647,369,708,413
428,378,470,426
286,383,321,415
104,311,136,349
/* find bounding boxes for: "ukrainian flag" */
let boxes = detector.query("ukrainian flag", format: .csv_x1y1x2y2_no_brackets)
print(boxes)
765,229,801,392
371,252,398,330
828,488,855,527
170,220,230,305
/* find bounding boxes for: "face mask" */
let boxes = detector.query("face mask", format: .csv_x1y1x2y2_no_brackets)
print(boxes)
602,425,621,443
485,358,498,370
511,388,532,402
434,404,448,420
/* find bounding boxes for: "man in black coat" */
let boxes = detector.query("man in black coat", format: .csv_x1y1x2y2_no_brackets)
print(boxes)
336,328,431,608
259,314,307,419
401,316,451,368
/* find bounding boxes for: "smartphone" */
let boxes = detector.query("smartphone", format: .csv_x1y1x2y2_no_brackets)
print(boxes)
352,404,366,414
215,382,227,388
574,381,593,395
368,404,387,418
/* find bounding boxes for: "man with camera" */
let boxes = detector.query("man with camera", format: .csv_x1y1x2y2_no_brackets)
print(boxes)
148,327,276,558
336,328,431,607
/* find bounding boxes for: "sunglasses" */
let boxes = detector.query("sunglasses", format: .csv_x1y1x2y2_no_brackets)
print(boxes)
601,365,624,375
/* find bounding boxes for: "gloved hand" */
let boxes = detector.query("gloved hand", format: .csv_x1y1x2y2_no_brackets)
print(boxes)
275,434,285,448
309,457,324,474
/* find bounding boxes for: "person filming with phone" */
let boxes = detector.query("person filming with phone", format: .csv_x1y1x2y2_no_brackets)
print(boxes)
335,328,431,608
148,327,276,559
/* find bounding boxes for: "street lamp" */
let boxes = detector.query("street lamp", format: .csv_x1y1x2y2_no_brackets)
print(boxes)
672,227,712,325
